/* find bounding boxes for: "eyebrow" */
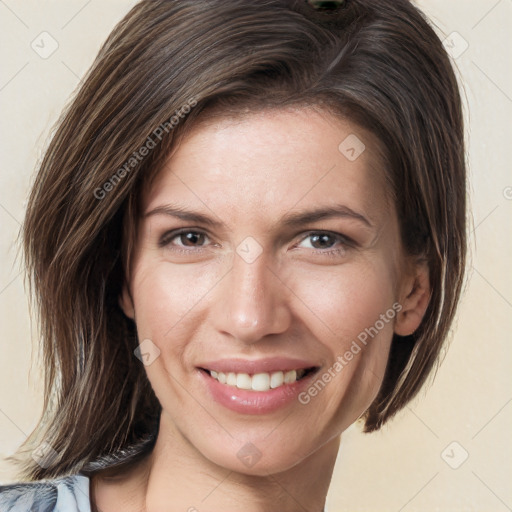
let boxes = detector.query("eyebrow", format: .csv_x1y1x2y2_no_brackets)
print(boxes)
144,203,373,229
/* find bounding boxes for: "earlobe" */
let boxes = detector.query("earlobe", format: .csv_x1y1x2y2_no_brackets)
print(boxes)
394,261,430,336
119,284,135,320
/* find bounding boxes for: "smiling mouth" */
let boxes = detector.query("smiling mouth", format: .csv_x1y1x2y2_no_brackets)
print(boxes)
199,367,318,392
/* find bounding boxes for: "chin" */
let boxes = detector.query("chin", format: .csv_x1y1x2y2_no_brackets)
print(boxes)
182,419,332,477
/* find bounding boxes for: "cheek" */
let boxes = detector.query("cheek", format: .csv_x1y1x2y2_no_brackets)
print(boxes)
289,260,397,424
130,260,221,350
129,260,222,410
290,259,398,346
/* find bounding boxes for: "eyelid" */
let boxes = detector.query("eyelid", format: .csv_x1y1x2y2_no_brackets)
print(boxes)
158,227,356,255
295,230,356,248
158,227,212,248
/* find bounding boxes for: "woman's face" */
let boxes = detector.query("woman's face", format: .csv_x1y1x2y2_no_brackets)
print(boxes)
121,107,422,475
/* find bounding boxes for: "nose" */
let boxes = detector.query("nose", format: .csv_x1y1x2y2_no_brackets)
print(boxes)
212,249,292,345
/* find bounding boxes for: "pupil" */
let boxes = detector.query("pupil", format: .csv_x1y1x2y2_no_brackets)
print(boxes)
183,232,203,246
311,234,333,249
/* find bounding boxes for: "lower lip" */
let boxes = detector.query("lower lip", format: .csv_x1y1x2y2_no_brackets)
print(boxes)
198,369,317,415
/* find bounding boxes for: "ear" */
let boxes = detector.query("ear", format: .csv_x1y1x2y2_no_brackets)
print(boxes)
394,259,430,336
119,282,135,320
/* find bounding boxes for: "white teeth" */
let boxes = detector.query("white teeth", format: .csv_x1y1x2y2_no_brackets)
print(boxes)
208,368,309,391
236,373,252,390
284,369,297,384
251,373,270,391
270,371,284,389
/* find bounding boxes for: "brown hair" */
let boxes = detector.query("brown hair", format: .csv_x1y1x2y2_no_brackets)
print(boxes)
11,0,466,481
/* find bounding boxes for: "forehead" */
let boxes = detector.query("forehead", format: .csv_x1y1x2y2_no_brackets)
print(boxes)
143,107,391,224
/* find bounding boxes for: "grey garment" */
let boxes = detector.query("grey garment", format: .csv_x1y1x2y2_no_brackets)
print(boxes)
0,473,329,511
0,474,91,512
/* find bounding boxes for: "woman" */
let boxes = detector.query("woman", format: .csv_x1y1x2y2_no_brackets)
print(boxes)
0,0,466,510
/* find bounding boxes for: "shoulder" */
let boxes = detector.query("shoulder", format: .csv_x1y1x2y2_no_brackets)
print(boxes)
0,474,91,512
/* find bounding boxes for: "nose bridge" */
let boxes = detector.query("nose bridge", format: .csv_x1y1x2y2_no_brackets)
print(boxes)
216,250,290,343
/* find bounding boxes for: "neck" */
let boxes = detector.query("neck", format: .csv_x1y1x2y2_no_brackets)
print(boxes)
91,411,340,512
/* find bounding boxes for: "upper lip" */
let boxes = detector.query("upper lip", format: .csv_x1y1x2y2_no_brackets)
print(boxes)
198,357,320,374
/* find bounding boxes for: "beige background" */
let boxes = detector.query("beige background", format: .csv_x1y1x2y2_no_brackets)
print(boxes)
1,1,511,510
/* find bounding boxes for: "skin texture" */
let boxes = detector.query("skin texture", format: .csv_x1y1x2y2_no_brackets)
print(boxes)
91,107,430,512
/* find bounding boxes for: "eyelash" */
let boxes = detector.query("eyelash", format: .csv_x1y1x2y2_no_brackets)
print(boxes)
158,228,354,257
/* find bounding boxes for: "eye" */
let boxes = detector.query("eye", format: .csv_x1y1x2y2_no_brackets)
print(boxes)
296,231,353,255
159,229,211,249
158,229,353,257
